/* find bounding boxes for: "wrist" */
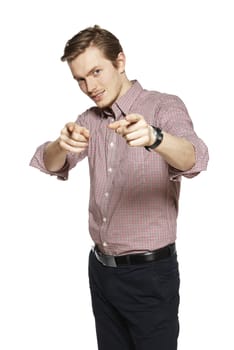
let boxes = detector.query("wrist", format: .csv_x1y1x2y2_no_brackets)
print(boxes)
145,126,163,151
55,138,68,154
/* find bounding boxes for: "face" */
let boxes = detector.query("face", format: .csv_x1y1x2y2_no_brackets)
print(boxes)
68,46,130,108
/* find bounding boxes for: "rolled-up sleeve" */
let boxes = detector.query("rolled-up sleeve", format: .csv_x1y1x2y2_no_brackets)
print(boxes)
29,141,87,180
157,94,209,180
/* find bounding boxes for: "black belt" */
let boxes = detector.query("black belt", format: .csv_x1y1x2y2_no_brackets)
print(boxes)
93,243,176,268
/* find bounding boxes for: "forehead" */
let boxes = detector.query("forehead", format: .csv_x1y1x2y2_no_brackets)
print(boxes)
68,46,111,77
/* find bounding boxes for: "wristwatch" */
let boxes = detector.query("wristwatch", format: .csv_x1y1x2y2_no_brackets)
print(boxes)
144,126,163,151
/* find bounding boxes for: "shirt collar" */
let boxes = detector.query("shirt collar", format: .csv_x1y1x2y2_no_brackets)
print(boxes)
112,80,143,117
102,80,143,119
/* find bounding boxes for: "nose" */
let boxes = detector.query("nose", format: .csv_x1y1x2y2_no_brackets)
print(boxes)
86,77,97,94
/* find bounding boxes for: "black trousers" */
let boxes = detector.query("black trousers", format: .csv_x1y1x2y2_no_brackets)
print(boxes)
88,250,180,350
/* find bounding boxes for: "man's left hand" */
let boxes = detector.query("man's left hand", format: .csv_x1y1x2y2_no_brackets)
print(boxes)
108,114,155,147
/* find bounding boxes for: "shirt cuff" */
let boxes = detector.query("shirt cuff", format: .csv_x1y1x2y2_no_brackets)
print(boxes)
169,134,209,181
29,142,69,180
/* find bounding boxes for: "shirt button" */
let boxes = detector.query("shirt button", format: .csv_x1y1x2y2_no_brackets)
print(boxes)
110,142,114,148
103,242,108,247
103,217,107,223
108,168,113,173
104,192,109,197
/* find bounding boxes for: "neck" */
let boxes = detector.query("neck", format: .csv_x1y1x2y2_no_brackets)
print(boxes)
120,75,133,97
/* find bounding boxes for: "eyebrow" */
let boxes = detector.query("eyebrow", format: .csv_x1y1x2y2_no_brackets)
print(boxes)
73,66,100,80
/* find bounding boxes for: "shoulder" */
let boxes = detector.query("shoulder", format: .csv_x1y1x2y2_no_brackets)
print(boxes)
143,88,185,107
136,84,184,107
133,85,186,117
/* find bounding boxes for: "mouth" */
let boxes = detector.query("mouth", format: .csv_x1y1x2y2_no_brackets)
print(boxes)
91,90,105,102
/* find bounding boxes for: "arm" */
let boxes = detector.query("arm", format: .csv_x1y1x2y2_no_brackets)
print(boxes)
108,114,195,171
151,131,195,171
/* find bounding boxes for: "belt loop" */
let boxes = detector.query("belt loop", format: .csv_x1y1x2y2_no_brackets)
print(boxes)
169,243,176,255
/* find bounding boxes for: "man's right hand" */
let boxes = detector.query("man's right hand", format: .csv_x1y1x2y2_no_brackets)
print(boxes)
44,122,90,172
59,122,90,154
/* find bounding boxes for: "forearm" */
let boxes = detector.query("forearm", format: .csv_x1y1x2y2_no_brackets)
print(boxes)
155,131,195,171
44,139,67,172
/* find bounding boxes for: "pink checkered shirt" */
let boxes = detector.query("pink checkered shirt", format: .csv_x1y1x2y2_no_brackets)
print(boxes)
30,81,209,255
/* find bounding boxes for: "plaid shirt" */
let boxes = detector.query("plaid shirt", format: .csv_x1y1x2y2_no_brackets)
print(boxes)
30,81,209,255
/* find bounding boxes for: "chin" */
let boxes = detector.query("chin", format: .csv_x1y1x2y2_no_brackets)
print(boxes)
96,100,112,109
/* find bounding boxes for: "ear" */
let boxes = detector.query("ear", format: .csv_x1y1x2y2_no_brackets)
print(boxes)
116,52,126,73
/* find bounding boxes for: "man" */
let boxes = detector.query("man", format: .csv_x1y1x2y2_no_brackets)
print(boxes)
30,25,209,350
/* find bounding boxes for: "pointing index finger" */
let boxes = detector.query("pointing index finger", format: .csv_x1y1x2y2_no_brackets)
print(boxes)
108,119,130,130
66,122,90,139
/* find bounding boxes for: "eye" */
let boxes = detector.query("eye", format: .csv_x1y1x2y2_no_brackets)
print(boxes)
93,69,102,77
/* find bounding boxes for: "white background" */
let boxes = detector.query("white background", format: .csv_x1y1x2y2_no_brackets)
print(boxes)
0,0,233,349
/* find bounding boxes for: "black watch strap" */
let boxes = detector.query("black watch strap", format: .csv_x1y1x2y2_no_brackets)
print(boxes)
144,126,163,151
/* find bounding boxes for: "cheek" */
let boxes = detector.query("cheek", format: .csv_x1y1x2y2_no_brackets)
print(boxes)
100,75,112,87
109,77,121,95
101,70,120,88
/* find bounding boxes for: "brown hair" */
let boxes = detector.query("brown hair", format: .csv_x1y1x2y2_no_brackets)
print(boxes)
61,25,123,67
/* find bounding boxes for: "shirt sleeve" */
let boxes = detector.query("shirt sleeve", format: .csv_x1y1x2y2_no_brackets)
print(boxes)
157,94,209,181
29,141,87,180
29,111,90,180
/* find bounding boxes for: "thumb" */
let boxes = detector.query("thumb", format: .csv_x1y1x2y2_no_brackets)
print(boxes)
108,121,121,130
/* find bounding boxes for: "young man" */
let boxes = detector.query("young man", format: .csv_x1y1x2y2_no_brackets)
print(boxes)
30,25,209,350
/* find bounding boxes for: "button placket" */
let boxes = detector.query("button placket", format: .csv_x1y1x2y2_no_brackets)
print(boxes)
100,110,123,248
99,121,117,245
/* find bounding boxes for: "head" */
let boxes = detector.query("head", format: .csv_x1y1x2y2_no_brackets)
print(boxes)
61,25,132,108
